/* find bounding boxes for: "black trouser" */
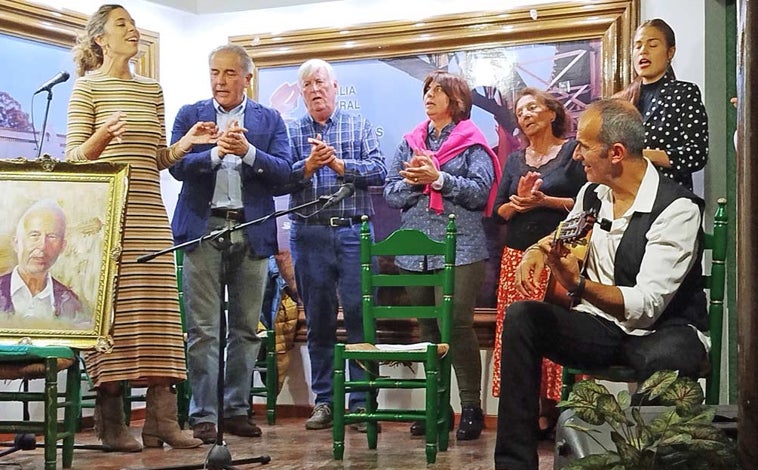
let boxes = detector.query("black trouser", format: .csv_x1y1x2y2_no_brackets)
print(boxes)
494,301,706,470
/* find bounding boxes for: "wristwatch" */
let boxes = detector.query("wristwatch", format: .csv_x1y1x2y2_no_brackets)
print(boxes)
567,274,585,299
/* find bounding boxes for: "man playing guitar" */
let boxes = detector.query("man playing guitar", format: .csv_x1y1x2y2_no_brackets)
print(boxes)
494,99,710,470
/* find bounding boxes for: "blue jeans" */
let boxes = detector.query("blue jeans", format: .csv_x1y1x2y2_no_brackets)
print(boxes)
184,217,268,426
290,221,367,410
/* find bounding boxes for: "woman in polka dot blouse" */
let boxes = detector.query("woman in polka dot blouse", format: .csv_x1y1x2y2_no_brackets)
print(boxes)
615,18,709,191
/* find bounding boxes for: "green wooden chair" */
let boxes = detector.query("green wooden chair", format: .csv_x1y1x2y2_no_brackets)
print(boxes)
561,198,728,405
0,345,81,470
249,328,277,425
333,214,456,465
173,250,278,428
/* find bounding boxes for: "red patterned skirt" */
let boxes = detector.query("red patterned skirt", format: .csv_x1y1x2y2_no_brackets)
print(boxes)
492,246,563,400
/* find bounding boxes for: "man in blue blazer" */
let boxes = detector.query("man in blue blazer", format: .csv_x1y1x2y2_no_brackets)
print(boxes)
169,44,292,443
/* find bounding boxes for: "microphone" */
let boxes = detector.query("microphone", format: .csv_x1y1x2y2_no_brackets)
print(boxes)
320,183,355,209
33,71,70,95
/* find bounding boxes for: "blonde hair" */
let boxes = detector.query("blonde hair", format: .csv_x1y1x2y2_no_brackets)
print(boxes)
71,4,123,77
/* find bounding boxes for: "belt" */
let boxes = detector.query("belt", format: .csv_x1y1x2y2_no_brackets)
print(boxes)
210,207,244,221
306,216,364,227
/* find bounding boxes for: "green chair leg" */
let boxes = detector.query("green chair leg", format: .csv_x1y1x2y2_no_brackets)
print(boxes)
333,343,346,461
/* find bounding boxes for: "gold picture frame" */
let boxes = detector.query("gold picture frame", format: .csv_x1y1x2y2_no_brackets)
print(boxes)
0,157,128,349
232,0,638,99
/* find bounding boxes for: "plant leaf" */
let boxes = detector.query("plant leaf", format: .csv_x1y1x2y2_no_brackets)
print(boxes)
568,381,613,425
564,452,621,469
610,430,642,464
648,408,682,436
597,394,627,426
564,422,602,434
659,377,704,413
617,389,632,410
637,370,678,400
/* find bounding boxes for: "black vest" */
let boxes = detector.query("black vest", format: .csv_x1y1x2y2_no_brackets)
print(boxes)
582,177,708,331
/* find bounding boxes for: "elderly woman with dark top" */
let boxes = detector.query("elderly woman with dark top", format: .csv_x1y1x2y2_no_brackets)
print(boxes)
491,87,586,438
384,70,500,441
615,18,709,191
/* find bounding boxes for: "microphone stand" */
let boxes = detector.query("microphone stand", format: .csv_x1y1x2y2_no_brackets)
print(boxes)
132,196,334,470
35,89,54,159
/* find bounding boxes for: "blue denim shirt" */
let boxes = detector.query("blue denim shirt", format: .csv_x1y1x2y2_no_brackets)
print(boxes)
384,121,495,271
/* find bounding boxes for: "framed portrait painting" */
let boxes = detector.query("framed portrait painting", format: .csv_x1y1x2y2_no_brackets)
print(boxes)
232,0,637,323
0,157,128,349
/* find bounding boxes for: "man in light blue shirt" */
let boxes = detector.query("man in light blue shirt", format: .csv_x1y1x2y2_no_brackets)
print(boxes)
170,44,292,443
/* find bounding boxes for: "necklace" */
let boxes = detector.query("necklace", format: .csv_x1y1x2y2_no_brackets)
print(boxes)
525,143,563,168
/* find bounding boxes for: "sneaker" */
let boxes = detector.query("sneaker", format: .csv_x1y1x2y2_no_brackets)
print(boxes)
305,403,333,430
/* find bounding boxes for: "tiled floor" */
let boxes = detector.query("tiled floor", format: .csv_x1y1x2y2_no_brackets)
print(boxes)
0,417,556,470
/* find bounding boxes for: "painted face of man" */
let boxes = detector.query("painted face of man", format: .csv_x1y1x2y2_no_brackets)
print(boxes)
14,209,67,278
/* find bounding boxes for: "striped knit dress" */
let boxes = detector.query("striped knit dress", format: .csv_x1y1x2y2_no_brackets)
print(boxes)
65,71,187,386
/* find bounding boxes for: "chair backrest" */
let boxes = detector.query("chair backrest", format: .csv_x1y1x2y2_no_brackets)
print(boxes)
359,214,456,345
703,198,727,404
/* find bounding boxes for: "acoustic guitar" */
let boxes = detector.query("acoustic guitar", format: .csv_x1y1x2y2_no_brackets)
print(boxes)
542,210,598,309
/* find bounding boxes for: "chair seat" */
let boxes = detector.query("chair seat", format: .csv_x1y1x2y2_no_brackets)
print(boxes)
0,345,76,379
0,344,81,469
346,342,449,357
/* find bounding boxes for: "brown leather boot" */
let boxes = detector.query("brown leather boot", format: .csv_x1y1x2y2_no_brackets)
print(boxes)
142,385,203,449
94,388,143,452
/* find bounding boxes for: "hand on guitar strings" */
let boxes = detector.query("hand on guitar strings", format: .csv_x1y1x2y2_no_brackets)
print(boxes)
545,241,582,296
515,243,549,296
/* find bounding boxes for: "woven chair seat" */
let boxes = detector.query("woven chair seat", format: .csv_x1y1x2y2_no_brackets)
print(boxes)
346,342,449,357
0,358,76,379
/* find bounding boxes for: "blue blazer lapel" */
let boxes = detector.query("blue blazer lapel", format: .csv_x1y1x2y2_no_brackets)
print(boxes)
243,100,260,135
200,100,217,124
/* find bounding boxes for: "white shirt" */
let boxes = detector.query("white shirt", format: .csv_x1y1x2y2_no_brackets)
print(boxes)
10,266,55,319
569,160,709,350
210,100,257,209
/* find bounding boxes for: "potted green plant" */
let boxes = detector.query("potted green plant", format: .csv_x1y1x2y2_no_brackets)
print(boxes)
558,370,737,469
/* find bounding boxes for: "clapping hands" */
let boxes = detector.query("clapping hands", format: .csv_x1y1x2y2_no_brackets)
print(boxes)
509,171,545,212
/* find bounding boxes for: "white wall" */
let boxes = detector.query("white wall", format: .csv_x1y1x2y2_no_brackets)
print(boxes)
14,0,707,419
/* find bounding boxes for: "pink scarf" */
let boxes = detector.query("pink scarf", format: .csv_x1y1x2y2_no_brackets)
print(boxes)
404,119,502,215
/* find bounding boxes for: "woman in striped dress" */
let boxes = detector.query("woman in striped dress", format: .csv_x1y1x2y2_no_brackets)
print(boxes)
65,4,216,452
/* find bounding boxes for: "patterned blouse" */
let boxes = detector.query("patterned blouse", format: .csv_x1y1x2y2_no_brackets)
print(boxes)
384,121,496,271
638,76,709,191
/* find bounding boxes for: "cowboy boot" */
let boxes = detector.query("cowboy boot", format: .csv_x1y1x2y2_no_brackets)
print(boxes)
142,385,203,448
94,387,143,452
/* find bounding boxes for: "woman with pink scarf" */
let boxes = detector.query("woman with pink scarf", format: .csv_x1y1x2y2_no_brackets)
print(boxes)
384,70,500,441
